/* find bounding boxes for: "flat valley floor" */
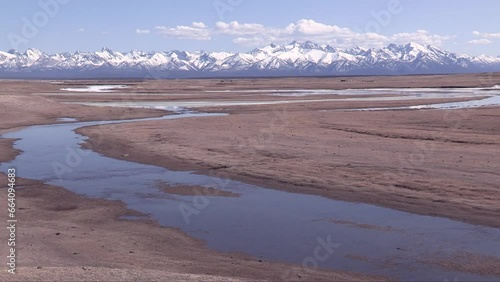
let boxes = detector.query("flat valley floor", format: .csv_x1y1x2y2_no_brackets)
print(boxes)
0,73,499,281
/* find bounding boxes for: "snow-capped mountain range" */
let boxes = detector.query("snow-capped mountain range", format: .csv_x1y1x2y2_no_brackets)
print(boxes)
1,41,499,79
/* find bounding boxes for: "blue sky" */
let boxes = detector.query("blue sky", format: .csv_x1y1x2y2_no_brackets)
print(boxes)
1,0,499,56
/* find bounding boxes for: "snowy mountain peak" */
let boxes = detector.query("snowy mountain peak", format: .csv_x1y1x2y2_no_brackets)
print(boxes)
25,48,44,59
100,47,114,53
404,42,432,54
300,41,321,49
406,42,427,49
283,40,321,51
1,42,499,79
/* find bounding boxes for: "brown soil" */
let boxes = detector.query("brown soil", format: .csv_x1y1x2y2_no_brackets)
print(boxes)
31,73,500,104
0,172,370,281
80,103,500,228
419,253,500,276
58,72,500,92
0,94,166,134
0,79,388,281
2,74,500,280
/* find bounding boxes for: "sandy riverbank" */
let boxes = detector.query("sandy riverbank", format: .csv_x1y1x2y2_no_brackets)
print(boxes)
78,102,500,228
0,85,381,281
0,85,167,157
0,173,365,281
2,74,500,280
73,74,500,230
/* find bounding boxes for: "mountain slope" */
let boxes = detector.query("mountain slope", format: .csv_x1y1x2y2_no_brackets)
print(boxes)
1,42,499,78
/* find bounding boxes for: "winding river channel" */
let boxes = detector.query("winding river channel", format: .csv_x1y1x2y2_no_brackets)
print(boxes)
2,112,500,281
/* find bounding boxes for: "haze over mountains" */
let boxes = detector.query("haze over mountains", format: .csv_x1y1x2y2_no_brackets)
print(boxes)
1,41,499,79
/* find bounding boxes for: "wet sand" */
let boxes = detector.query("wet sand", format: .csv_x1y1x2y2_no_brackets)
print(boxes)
80,102,500,229
0,82,378,281
75,75,500,278
1,74,500,280
0,173,367,281
0,95,166,134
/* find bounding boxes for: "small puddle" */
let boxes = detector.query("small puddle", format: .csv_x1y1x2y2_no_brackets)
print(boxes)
60,85,128,93
1,113,500,281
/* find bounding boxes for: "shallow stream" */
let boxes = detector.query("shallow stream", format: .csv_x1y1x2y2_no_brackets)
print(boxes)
1,112,500,281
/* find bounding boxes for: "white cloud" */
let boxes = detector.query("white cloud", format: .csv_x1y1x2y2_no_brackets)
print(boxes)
77,28,85,33
216,21,266,36
136,29,151,34
290,19,352,36
472,31,500,39
214,19,453,48
150,19,453,47
155,22,211,40
192,22,207,29
467,39,492,45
